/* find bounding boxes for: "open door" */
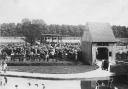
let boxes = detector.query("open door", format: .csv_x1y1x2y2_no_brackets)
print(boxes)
96,47,108,61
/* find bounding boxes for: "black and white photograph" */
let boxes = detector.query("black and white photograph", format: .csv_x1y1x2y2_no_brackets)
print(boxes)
0,0,128,89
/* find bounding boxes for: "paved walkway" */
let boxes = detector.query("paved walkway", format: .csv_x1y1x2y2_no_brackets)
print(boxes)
0,68,115,80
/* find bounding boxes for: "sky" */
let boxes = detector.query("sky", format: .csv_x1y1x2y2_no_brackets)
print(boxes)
0,0,128,26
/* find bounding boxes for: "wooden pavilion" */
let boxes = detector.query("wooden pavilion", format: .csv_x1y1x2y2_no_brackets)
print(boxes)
81,22,116,65
40,34,62,44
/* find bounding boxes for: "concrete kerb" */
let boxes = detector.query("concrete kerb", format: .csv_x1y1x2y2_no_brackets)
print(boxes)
0,68,115,80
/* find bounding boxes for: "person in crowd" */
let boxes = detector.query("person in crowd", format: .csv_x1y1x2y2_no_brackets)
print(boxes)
3,76,7,86
0,77,2,86
11,51,15,61
49,49,55,59
45,51,49,62
102,59,109,71
35,84,39,87
28,82,31,86
30,51,34,61
0,61,3,72
101,60,105,70
15,84,18,89
42,84,45,89
2,61,7,73
104,60,109,71
0,76,8,86
2,51,7,61
74,50,78,64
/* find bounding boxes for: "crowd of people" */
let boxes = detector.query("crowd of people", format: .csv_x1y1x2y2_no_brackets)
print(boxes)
0,43,82,63
116,51,128,61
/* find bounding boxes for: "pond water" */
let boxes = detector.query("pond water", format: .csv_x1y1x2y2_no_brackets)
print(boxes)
0,75,128,89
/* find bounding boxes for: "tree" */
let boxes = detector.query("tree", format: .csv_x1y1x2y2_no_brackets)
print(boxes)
20,18,48,45
112,25,128,38
21,18,31,25
15,23,23,36
21,23,42,45
0,23,16,36
31,19,46,25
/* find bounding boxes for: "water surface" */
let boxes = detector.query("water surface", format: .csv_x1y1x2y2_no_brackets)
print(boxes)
0,75,128,89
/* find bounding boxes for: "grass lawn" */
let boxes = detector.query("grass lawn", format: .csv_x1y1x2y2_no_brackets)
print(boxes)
8,65,98,74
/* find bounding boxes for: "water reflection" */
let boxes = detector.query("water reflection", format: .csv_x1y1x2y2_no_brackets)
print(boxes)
81,79,113,89
0,75,128,89
81,75,128,89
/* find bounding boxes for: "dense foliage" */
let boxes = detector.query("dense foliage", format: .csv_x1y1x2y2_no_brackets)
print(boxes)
112,25,128,38
0,23,84,37
0,18,128,44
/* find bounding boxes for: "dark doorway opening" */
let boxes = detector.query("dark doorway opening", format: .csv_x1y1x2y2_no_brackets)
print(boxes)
96,47,108,60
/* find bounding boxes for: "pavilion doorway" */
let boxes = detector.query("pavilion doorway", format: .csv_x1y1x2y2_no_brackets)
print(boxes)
96,47,108,61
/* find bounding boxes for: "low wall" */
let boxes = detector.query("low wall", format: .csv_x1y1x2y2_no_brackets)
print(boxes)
110,63,128,75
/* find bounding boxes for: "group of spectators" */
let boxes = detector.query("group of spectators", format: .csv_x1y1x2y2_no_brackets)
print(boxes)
0,43,82,63
116,51,128,61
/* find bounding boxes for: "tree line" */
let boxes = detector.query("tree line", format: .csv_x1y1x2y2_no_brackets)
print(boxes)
112,25,128,38
0,21,84,37
0,18,128,44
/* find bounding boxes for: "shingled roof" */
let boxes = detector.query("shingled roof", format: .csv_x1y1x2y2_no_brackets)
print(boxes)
84,22,116,42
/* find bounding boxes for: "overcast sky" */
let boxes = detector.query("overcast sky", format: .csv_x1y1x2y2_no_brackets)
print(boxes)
0,0,128,26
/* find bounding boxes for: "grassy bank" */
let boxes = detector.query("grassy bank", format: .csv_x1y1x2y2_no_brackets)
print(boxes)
8,65,98,74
